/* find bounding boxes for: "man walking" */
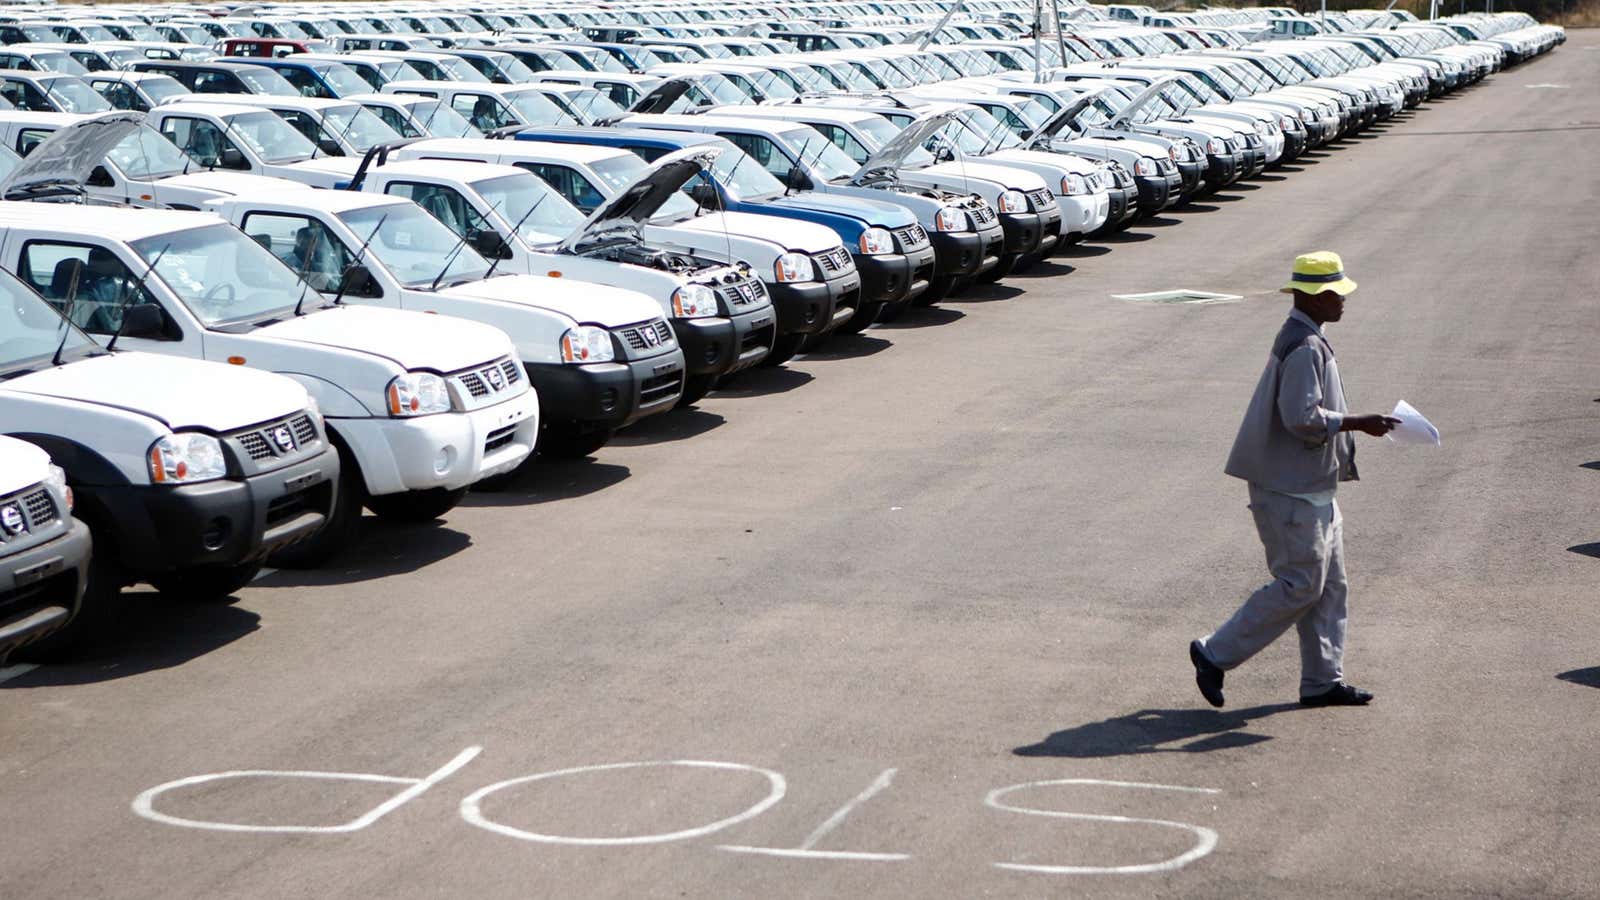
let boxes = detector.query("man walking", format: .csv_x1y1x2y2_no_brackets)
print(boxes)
1190,252,1399,709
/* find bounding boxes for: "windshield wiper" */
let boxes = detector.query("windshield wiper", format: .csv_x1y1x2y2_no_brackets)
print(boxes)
430,199,501,291
106,242,169,353
484,195,542,278
50,259,84,366
332,214,386,306
292,225,324,316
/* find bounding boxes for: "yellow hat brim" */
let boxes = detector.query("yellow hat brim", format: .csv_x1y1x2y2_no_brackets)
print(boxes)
1280,277,1357,296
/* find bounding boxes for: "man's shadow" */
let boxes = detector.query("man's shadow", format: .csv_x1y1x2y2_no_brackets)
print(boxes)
1014,703,1301,758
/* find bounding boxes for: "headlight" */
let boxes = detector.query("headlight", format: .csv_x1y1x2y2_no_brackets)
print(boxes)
1280,115,1296,131
773,251,813,283
933,205,967,232
857,226,893,255
671,283,718,318
387,371,452,416
996,189,1025,213
1206,138,1224,155
1060,173,1086,195
44,463,72,512
148,433,227,484
1253,121,1270,136
559,325,615,364
1133,157,1157,177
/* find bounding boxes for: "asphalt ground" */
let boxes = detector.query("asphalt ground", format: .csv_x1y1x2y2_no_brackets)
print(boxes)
4,43,1599,900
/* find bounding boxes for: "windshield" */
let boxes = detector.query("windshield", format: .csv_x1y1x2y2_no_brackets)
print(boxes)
711,146,785,200
108,125,192,178
473,172,586,245
588,153,698,220
132,223,313,328
560,87,623,123
743,69,797,100
0,268,98,375
779,127,858,181
322,105,400,152
338,203,491,288
692,72,747,106
317,64,370,97
409,99,482,137
140,75,188,105
229,110,317,163
34,52,86,75
75,25,118,42
435,56,490,83
509,89,573,125
237,67,298,96
495,55,537,83
44,77,111,113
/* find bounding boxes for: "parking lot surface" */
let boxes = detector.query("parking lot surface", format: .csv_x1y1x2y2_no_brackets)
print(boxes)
4,41,1599,900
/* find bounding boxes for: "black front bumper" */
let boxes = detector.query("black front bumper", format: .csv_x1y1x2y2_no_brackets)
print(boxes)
673,307,776,377
858,246,936,305
1135,173,1182,214
998,210,1043,257
1175,160,1204,199
1202,153,1242,192
1033,206,1061,255
0,519,90,659
527,349,685,429
87,451,338,576
768,273,859,337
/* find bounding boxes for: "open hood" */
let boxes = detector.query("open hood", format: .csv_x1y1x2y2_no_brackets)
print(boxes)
0,111,144,201
1108,76,1181,130
626,75,700,116
1030,88,1117,145
557,146,719,255
849,110,957,187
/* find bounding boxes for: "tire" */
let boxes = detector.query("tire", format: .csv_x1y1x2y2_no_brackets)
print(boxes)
538,421,615,459
676,373,715,408
364,486,468,523
267,442,363,569
150,562,262,603
876,297,912,322
761,331,806,367
13,551,126,662
917,276,956,307
977,255,1020,285
831,300,885,336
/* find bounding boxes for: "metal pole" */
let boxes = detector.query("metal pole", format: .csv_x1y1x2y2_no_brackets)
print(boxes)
1051,0,1069,75
1033,0,1043,84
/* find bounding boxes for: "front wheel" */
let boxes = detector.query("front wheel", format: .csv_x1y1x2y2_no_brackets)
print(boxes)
831,300,885,335
364,487,468,523
268,444,363,569
538,421,615,459
677,373,716,408
976,255,1020,285
150,562,262,603
761,332,806,367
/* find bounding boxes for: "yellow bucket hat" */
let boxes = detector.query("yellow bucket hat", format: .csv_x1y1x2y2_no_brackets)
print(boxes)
1280,251,1358,296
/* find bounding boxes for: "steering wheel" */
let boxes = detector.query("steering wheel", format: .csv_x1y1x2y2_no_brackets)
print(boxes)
202,282,236,307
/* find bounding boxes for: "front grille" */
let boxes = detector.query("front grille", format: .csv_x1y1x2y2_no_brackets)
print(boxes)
893,223,928,249
233,414,319,463
814,246,853,274
1027,188,1054,211
639,370,682,406
740,322,774,355
618,319,675,352
23,488,56,528
970,204,996,225
718,278,765,308
266,488,312,527
451,355,520,402
0,486,54,544
484,424,517,453
1157,159,1177,175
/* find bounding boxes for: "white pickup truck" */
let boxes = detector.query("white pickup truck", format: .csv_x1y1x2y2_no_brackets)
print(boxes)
0,435,90,662
145,100,363,188
0,263,338,656
388,138,859,366
202,187,685,457
349,148,775,404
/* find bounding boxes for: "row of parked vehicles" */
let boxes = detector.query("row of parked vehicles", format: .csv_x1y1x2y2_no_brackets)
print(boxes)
0,0,1563,662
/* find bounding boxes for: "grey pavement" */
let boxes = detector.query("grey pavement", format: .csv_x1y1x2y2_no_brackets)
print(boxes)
3,41,1599,899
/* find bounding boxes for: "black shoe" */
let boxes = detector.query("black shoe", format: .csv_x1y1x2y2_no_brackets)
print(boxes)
1190,640,1225,708
1300,682,1373,707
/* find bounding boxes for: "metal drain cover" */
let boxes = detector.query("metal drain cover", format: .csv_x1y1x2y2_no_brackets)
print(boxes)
1112,289,1243,305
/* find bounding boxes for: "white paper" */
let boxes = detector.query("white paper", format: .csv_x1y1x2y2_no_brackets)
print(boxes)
1387,399,1440,446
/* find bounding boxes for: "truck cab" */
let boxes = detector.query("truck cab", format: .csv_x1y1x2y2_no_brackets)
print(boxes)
0,262,337,653
389,138,859,366
173,94,404,158
379,80,580,134
0,434,89,662
205,188,683,457
351,152,773,404
146,101,363,188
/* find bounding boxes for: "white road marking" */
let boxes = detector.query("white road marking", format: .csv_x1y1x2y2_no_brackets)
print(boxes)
131,746,481,834
985,779,1220,875
460,760,786,846
1525,83,1569,89
0,663,38,684
718,767,909,861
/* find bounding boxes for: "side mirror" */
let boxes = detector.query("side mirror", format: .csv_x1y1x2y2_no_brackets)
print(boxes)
87,165,115,188
688,182,719,209
469,228,510,260
118,303,166,339
932,144,955,163
316,137,345,156
784,166,813,192
339,264,379,297
219,146,247,169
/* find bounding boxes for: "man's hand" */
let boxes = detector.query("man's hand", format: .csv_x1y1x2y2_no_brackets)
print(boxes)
1341,414,1403,437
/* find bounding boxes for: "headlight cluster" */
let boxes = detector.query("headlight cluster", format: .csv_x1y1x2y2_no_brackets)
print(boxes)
773,251,814,283
995,189,1025,213
1280,115,1297,131
560,325,615,364
1133,157,1158,177
933,206,967,232
671,284,718,318
387,372,452,416
857,227,893,255
1206,138,1225,155
1060,173,1087,196
149,433,227,484
44,463,72,512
